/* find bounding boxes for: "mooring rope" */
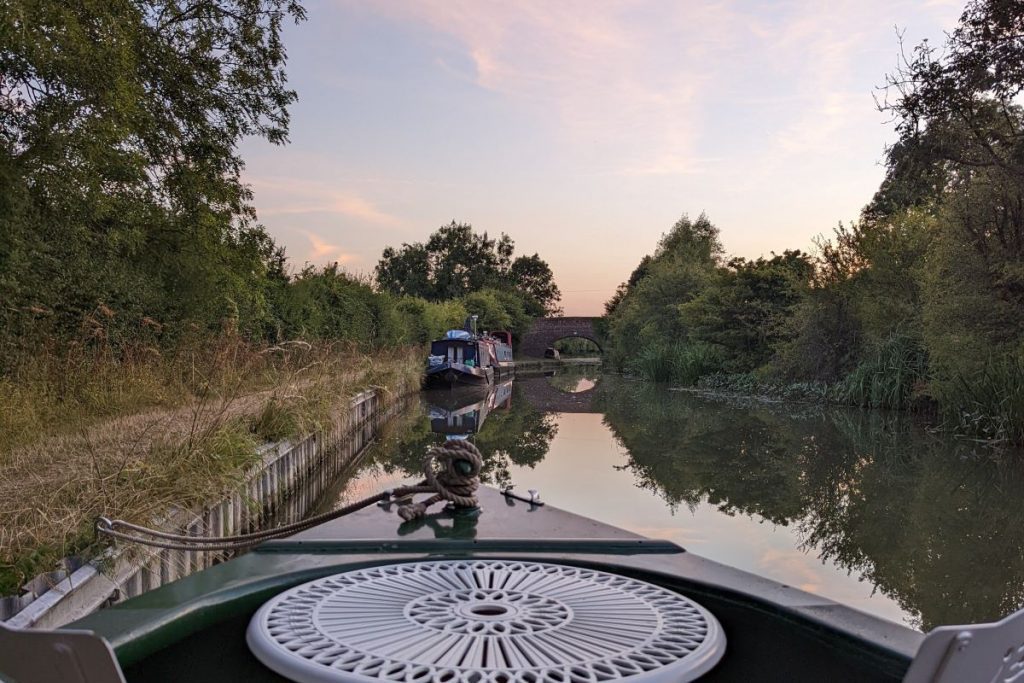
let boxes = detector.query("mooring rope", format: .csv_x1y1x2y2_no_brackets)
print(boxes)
95,440,482,552
397,438,482,521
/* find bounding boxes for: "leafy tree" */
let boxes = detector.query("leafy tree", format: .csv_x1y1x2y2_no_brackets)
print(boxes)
277,265,381,344
603,213,722,369
509,254,563,316
878,0,1024,308
0,0,307,350
680,251,813,372
376,222,561,315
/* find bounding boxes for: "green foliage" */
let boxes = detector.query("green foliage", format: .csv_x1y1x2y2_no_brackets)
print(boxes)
671,343,724,385
630,345,676,382
606,214,812,385
945,355,1024,446
375,221,562,315
0,0,307,353
391,297,468,345
628,342,722,385
680,251,813,373
607,200,1020,443
833,333,928,410
604,214,722,370
552,337,601,357
275,265,382,344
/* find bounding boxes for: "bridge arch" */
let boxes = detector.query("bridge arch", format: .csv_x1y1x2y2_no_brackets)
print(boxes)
519,317,601,358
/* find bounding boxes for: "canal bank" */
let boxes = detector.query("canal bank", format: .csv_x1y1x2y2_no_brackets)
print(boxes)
0,348,423,630
2,384,419,628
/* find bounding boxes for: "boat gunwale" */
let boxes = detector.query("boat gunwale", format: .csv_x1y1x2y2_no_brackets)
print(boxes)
71,542,920,678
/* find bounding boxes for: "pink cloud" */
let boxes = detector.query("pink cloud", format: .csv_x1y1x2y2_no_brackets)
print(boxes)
248,176,400,226
303,230,357,265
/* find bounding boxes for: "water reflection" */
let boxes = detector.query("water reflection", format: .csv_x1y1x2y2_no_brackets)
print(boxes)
595,377,1024,630
369,379,557,490
427,380,514,436
546,366,600,393
338,369,1024,630
396,511,480,539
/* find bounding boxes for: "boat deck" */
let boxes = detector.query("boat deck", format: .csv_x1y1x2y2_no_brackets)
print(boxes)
71,487,922,682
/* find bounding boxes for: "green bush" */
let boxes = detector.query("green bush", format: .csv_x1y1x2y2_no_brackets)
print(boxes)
946,355,1024,445
671,343,724,385
629,342,723,385
630,345,676,382
834,333,928,410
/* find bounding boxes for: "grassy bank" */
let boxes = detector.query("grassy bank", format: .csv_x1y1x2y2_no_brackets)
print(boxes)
0,338,422,595
693,358,1024,448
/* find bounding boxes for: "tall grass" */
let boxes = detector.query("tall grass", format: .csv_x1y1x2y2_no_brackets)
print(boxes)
946,355,1024,446
0,336,422,595
672,343,723,385
833,333,927,410
630,342,722,385
631,345,676,382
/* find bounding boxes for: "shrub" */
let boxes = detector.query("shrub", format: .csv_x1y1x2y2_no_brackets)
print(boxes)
946,355,1024,445
834,333,928,410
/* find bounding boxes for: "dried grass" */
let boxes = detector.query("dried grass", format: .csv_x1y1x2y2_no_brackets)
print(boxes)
0,338,422,594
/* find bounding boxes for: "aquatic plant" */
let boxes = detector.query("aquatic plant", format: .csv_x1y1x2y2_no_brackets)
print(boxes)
946,355,1024,446
833,333,928,410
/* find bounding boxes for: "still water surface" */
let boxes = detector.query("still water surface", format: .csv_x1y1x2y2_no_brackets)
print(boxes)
326,367,1024,632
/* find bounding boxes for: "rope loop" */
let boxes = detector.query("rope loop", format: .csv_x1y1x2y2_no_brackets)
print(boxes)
93,441,483,550
396,440,482,521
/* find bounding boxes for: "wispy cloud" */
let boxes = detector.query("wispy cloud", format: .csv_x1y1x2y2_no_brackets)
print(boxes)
250,1,964,313
303,230,357,264
349,0,740,177
248,176,400,226
337,0,958,181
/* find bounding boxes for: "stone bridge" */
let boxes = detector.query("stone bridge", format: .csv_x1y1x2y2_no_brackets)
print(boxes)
518,316,602,358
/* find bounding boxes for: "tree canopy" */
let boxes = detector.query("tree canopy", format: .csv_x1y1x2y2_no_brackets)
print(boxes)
602,4,1024,445
0,0,306,348
375,222,562,316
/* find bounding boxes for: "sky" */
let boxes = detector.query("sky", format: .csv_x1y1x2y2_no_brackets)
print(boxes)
240,0,963,315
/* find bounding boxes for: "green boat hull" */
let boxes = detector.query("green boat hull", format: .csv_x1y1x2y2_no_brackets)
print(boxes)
70,488,920,681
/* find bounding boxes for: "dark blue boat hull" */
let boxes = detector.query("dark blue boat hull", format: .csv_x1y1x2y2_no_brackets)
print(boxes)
425,362,493,387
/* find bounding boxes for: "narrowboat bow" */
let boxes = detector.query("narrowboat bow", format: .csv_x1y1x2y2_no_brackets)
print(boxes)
2,485,1022,683
425,318,513,388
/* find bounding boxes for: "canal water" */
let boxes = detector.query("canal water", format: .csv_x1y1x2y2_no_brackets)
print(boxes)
323,366,1024,632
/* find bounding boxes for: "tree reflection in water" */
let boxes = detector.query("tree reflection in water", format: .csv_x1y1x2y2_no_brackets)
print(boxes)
595,377,1024,631
351,372,1023,630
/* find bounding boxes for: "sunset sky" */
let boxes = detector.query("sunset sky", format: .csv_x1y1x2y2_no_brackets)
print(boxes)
240,0,962,315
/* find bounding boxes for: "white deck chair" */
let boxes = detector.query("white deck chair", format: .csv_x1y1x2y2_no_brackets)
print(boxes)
903,606,1024,682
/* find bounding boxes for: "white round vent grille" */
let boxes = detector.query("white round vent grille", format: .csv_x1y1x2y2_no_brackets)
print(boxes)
246,560,725,683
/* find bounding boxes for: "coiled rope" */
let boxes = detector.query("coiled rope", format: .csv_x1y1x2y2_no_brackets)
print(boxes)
95,440,482,552
397,438,482,521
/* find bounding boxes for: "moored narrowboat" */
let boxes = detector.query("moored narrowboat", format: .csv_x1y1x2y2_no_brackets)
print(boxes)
425,317,513,388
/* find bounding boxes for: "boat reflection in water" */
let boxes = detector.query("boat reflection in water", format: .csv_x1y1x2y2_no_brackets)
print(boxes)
424,379,514,438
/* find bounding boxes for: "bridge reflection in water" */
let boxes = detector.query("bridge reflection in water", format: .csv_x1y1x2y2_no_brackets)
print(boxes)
334,369,1024,633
